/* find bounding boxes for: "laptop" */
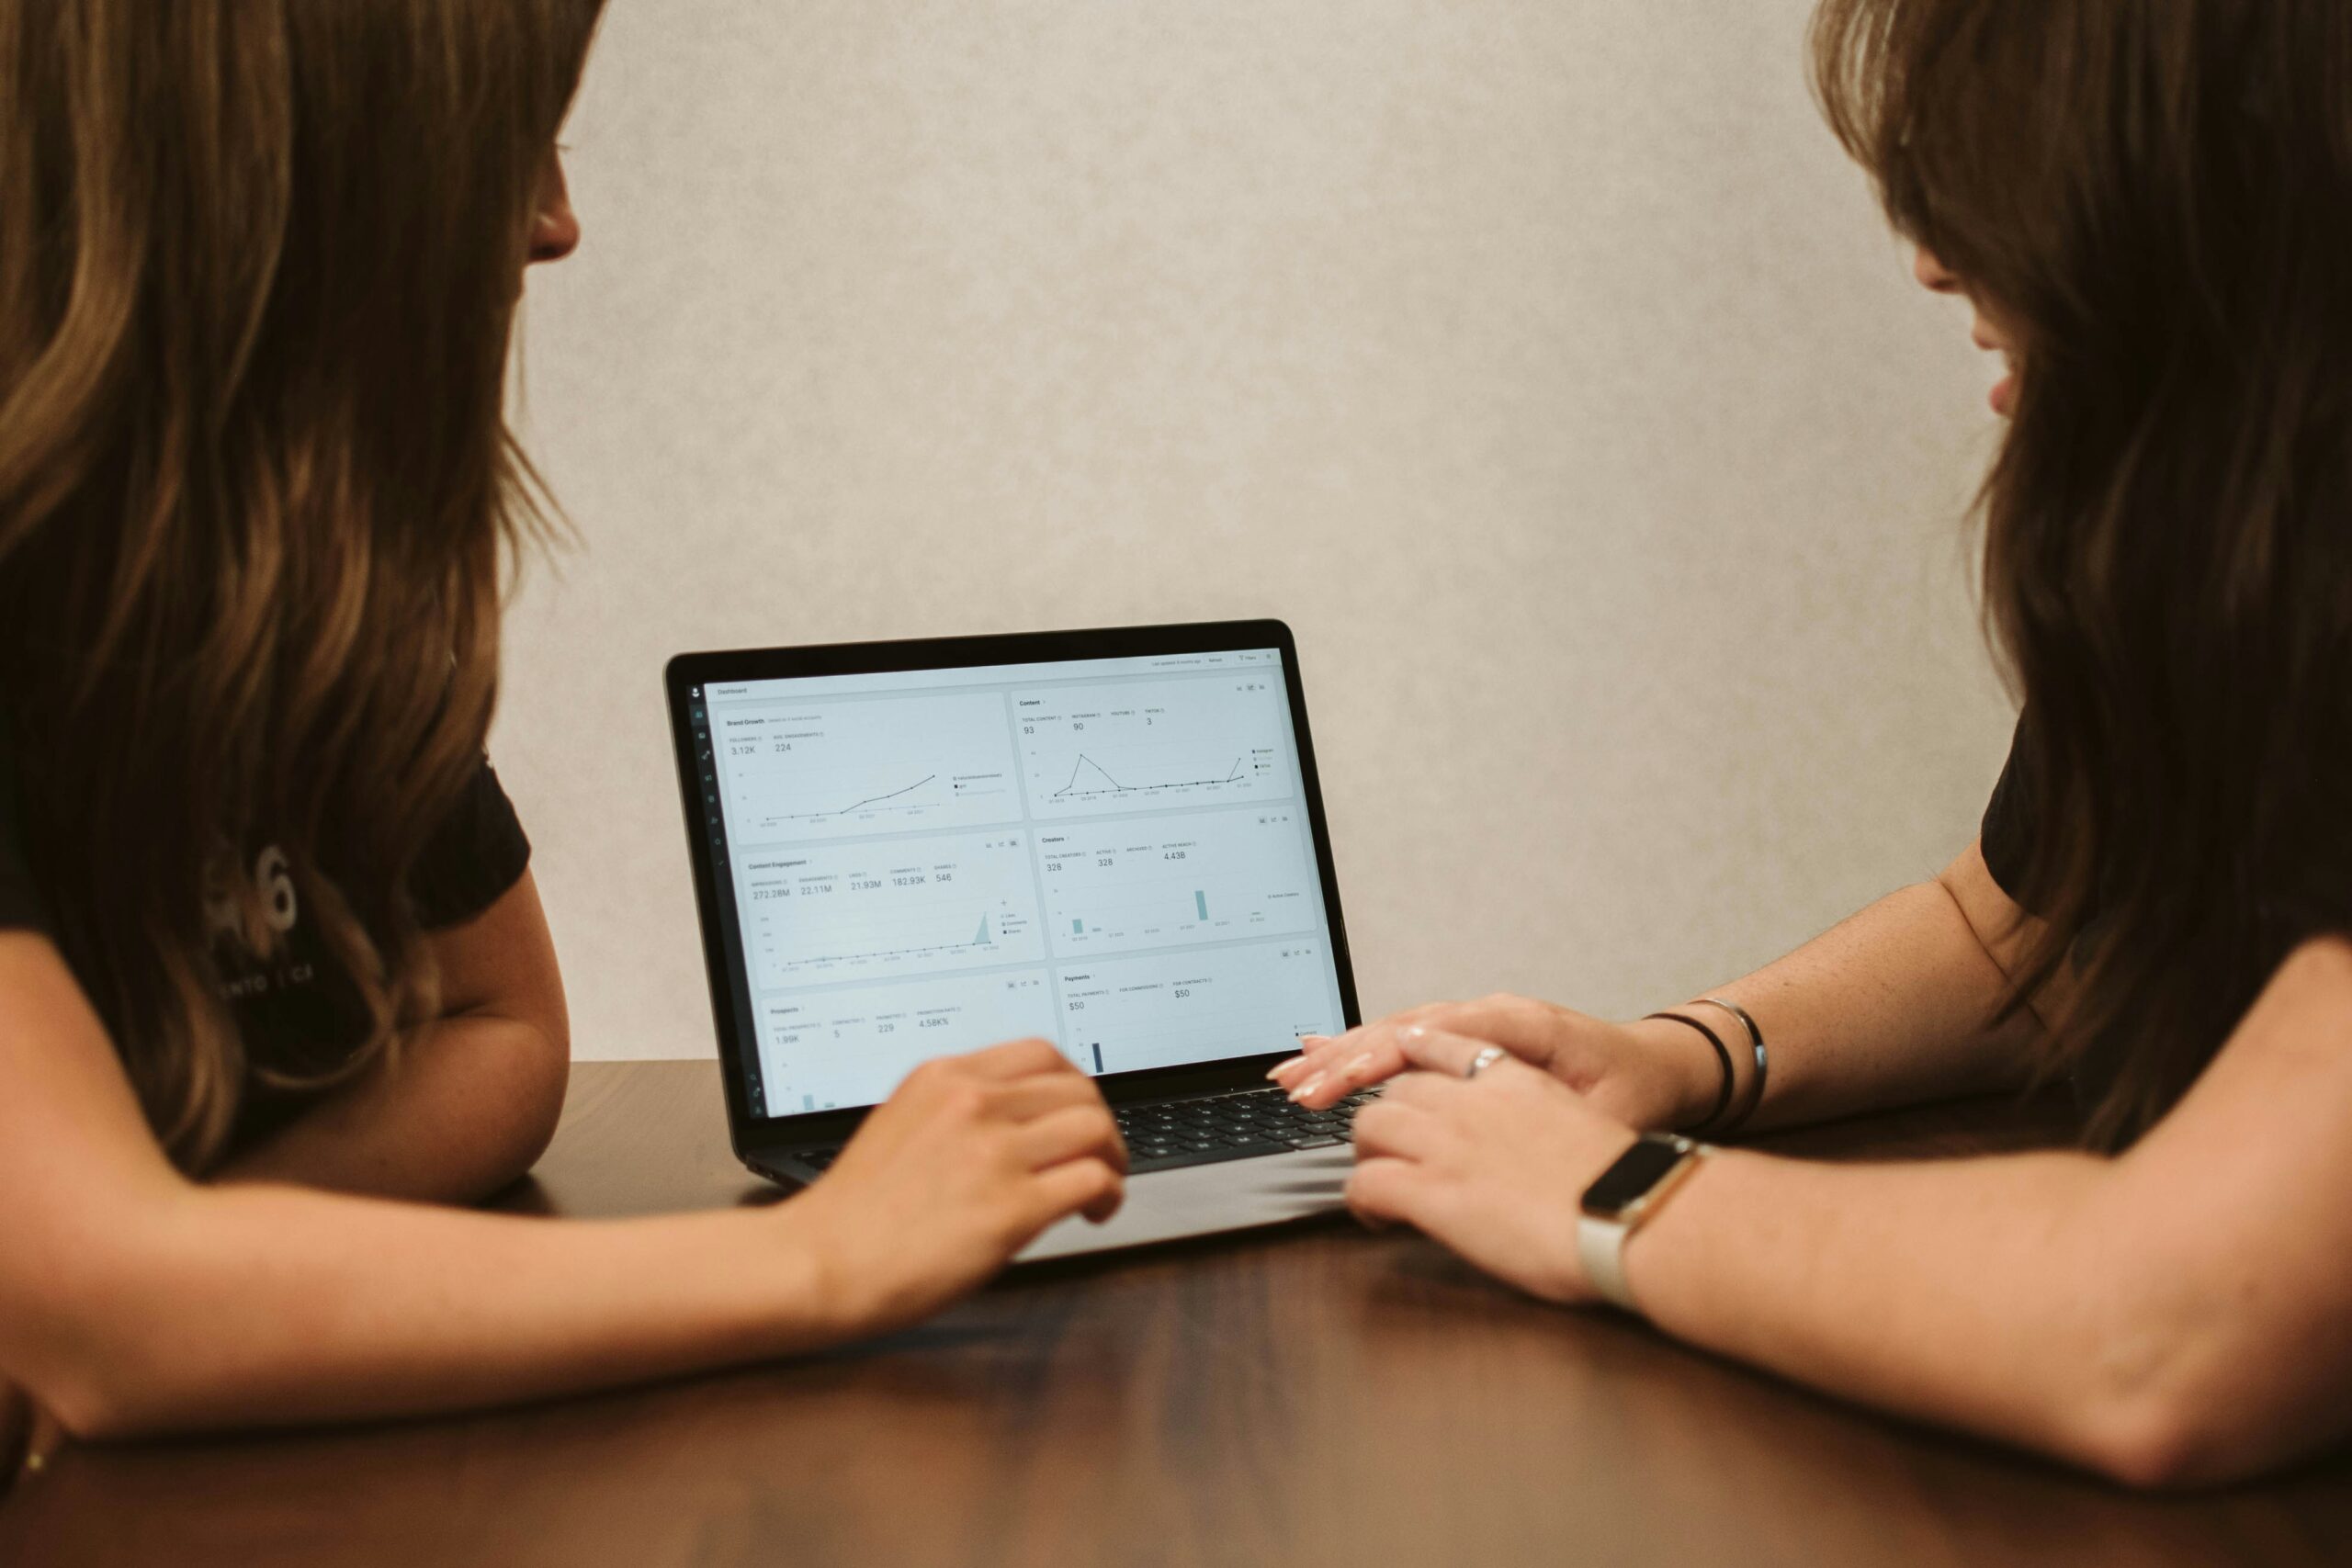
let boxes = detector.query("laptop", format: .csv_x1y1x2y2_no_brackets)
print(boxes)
664,620,1369,1262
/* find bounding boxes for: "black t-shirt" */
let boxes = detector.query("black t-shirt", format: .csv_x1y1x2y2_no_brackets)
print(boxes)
0,710,531,1156
1979,716,2147,1113
1977,714,2352,1133
1979,717,2039,905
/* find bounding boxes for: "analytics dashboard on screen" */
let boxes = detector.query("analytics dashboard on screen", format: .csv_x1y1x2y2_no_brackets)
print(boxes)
699,649,1347,1118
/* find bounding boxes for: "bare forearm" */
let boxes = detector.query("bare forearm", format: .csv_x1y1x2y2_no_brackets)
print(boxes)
1625,1149,2136,1472
215,1012,568,1203
1630,940,2352,1487
40,1189,835,1439
1352,942,2352,1488
218,869,577,1205
1692,861,2042,1130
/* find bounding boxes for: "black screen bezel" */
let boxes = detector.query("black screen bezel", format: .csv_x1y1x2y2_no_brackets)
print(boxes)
663,619,1363,1158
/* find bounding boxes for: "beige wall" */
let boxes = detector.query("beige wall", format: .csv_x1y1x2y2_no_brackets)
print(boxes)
504,0,2017,1063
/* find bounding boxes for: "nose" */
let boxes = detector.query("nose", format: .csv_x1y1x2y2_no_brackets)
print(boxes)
530,203,580,265
1913,246,1962,295
528,157,581,265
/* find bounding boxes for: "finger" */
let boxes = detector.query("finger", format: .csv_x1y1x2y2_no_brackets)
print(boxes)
1290,999,1565,1106
1285,1035,1410,1107
956,1037,1081,1081
1395,1025,1535,1083
1285,1010,1463,1105
1270,1029,1364,1086
1266,1032,1335,1083
1269,1045,1342,1091
1287,1004,1484,1084
1272,1002,1454,1086
1021,1156,1126,1230
1346,1156,1434,1231
1009,1102,1130,1177
1433,994,1565,1065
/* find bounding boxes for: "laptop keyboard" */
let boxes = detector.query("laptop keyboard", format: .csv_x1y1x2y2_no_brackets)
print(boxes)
785,1085,1376,1178
1114,1085,1376,1170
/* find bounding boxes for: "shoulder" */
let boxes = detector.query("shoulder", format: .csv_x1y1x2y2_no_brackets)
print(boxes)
2271,934,2352,1015
410,755,534,931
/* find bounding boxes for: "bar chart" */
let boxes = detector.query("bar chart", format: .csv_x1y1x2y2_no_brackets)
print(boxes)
1036,808,1319,958
1056,941,1338,1076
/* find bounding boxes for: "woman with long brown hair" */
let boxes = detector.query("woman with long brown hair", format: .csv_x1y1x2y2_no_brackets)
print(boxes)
1278,0,2352,1486
0,0,1125,1477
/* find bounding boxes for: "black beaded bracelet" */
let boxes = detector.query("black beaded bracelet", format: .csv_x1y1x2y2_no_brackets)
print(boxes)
1645,1011,1735,1135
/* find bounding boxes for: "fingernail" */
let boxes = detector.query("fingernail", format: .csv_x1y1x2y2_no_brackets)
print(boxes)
1300,1034,1330,1047
1340,1052,1374,1083
1268,1055,1304,1083
1289,1075,1325,1104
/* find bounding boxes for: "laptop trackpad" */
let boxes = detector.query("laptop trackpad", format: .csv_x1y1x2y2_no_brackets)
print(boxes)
1015,1146,1356,1264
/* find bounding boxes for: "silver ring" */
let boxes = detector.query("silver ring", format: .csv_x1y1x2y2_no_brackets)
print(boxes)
1464,1045,1508,1080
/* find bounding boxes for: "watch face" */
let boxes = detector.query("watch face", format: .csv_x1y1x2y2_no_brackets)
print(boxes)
1581,1137,1690,1216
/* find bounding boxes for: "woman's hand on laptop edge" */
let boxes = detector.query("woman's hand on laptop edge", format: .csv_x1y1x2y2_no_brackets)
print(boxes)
1270,995,1723,1133
782,1039,1127,1340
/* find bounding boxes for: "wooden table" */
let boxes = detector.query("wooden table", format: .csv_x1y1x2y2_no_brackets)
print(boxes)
8,1061,2352,1567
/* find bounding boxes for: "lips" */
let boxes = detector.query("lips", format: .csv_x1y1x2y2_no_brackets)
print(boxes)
1974,322,2019,416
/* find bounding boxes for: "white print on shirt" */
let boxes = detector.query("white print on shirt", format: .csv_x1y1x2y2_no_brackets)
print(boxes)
210,842,316,1001
204,845,303,995
205,844,300,941
254,847,299,932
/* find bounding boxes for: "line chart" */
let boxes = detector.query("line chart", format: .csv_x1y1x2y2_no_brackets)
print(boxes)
1051,755,1243,799
713,690,1019,843
829,774,937,816
739,830,1043,989
1017,676,1294,820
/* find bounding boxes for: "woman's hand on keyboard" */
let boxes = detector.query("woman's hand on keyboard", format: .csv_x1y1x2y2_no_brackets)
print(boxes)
1269,995,1724,1134
1342,1033,1638,1305
786,1039,1128,1338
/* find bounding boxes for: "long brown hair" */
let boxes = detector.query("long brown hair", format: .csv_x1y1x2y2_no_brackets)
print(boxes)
0,0,603,1169
1813,0,2352,1145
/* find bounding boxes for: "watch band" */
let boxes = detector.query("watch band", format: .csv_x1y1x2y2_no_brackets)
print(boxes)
1577,1134,1712,1314
1577,1211,1642,1311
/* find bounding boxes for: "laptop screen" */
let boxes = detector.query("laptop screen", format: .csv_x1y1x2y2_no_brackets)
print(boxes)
684,645,1351,1120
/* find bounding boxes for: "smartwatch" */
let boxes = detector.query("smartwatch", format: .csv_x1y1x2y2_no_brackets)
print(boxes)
1577,1133,1713,1314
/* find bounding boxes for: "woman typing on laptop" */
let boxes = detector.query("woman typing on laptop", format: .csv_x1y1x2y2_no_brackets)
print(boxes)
0,0,1124,1480
1278,0,2352,1488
